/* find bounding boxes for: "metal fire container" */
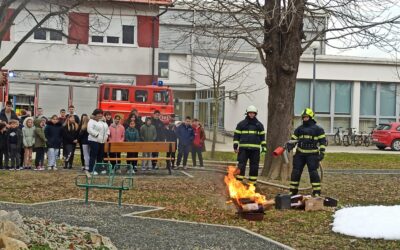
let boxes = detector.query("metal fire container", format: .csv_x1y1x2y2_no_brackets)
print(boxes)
275,194,292,210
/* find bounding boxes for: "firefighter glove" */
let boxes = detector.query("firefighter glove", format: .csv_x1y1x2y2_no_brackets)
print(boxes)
317,152,325,161
233,143,238,151
286,142,295,151
261,146,267,154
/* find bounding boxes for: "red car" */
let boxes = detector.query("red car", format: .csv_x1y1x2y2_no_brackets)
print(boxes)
372,122,400,151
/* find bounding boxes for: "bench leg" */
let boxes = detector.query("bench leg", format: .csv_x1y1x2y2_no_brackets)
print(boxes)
85,187,89,204
118,190,122,207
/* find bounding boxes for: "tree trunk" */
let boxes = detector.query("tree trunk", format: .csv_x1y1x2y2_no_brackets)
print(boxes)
261,72,296,180
211,97,219,158
260,0,305,180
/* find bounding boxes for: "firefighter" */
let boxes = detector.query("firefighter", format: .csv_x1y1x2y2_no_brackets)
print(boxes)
286,108,326,196
233,105,266,186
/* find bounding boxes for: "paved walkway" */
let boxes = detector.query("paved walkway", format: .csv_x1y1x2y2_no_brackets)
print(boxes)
205,140,399,154
0,199,291,250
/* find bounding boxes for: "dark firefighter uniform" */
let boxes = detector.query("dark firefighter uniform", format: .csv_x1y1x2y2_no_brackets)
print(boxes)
287,108,326,196
233,105,266,185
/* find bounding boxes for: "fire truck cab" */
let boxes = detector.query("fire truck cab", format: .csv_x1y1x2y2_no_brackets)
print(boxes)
98,84,174,123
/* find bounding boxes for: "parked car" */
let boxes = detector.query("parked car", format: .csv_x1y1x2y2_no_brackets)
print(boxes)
372,122,400,151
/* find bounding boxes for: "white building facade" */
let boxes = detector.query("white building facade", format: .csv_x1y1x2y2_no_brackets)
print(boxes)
1,0,170,116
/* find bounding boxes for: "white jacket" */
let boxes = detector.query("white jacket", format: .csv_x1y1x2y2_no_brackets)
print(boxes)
88,119,109,143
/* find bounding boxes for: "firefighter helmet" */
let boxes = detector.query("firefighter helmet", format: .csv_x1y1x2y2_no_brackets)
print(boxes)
301,108,315,119
246,105,258,114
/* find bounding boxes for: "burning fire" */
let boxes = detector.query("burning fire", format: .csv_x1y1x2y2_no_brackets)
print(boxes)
224,166,268,206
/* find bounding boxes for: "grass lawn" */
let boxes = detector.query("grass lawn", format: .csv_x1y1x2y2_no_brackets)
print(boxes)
1,163,400,249
201,151,400,170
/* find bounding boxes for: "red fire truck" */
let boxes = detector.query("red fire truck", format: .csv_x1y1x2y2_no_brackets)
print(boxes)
97,83,174,123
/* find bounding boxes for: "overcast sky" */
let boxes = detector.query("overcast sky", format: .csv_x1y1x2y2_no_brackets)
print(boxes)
325,5,400,59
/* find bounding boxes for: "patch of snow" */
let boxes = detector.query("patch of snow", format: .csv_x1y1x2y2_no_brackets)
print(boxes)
332,205,400,240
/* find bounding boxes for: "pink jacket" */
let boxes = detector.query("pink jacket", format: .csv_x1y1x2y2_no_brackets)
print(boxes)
108,124,125,142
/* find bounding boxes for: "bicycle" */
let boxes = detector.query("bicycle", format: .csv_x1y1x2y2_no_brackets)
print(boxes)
343,128,361,146
363,126,376,147
333,127,344,145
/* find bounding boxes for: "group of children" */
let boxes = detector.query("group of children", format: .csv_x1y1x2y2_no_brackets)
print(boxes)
0,101,207,172
105,109,206,171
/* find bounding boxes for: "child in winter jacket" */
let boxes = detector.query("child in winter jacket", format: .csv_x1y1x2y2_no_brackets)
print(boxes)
34,118,47,170
191,119,206,168
108,115,125,168
22,117,35,169
176,116,194,169
7,120,23,170
45,115,63,170
62,115,79,169
125,120,140,170
78,114,90,171
140,118,157,170
88,109,109,174
0,122,8,169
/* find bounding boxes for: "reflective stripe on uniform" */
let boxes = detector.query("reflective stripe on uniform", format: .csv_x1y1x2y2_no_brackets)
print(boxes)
240,130,259,134
239,144,261,148
319,145,326,149
291,135,298,140
317,134,326,139
234,130,242,134
259,131,266,135
233,140,239,144
249,176,258,180
297,148,319,153
261,141,267,145
235,175,244,180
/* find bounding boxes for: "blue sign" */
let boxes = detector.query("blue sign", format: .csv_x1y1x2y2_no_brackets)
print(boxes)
158,80,164,86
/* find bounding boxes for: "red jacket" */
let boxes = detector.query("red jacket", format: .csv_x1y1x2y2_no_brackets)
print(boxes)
192,125,205,147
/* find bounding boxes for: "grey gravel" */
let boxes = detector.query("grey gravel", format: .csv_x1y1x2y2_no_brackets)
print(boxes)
0,200,289,250
324,169,400,175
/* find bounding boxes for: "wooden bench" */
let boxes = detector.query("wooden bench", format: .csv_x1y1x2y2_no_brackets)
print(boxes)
75,163,134,206
104,141,176,175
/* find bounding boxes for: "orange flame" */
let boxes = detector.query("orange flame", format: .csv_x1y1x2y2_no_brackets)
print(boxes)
224,166,267,205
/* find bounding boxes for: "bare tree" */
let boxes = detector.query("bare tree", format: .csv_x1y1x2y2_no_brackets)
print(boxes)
176,0,400,180
0,0,90,69
174,33,263,157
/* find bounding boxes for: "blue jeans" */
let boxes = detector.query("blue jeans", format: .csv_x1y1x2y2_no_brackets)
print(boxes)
47,148,59,167
88,141,104,172
177,144,190,167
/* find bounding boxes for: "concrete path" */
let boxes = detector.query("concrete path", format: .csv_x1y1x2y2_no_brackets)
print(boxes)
0,199,291,250
205,140,399,154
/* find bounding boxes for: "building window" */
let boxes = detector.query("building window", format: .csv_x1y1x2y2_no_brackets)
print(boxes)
111,89,129,101
49,30,62,41
135,90,148,103
103,88,110,100
360,82,377,116
33,28,63,41
92,36,103,43
380,83,396,117
33,29,46,40
89,15,136,46
153,91,169,103
359,118,376,133
158,53,169,78
122,25,134,44
294,80,310,115
107,36,119,44
313,80,330,114
335,82,352,114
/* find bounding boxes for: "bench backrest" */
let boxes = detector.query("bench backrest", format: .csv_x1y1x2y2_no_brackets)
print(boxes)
105,142,176,153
